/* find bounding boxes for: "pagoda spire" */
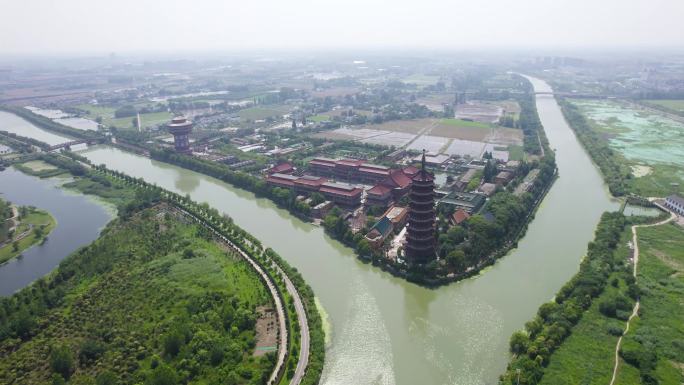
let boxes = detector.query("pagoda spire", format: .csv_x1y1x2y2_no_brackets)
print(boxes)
421,149,426,171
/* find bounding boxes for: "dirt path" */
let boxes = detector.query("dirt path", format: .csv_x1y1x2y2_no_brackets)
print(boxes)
608,209,676,385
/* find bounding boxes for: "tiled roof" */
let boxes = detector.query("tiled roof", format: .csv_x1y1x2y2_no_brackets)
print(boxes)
451,209,470,225
368,184,393,196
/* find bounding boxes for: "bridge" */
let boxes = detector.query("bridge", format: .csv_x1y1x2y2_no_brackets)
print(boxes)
47,138,103,151
534,91,615,99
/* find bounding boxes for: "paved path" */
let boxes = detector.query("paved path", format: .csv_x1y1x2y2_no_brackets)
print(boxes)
608,207,676,385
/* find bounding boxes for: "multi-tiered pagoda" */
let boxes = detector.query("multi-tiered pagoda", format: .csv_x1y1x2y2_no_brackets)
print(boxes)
405,150,436,264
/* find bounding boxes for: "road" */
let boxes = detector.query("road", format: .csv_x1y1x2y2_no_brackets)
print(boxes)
608,203,676,385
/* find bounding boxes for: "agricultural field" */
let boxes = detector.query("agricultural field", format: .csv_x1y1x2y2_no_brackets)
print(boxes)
76,104,172,130
569,99,684,196
238,106,291,121
644,99,684,115
0,206,275,384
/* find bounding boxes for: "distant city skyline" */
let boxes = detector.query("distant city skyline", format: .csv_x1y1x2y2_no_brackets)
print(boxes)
2,0,683,55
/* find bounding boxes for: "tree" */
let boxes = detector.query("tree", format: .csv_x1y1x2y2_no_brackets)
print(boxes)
509,331,529,354
95,371,117,385
50,345,74,379
147,365,178,385
446,250,466,270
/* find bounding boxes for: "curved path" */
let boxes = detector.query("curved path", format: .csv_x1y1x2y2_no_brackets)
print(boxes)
608,204,676,385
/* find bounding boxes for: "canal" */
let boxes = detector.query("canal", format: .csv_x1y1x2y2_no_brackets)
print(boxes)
0,77,618,384
0,168,113,296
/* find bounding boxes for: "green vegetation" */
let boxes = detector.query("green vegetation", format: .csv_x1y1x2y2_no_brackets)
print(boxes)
618,224,684,385
0,206,275,384
77,104,171,130
0,198,11,244
0,204,56,265
439,118,490,129
501,212,627,384
643,99,684,116
508,145,525,161
531,225,637,385
558,99,631,196
13,160,66,178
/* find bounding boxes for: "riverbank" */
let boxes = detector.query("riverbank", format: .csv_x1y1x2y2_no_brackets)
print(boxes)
0,204,56,265
2,152,324,385
0,77,619,384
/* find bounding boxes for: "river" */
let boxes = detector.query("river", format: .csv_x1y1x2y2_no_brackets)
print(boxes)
0,168,113,296
0,77,618,384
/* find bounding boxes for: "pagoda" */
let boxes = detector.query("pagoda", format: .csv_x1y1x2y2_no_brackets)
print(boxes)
405,150,436,264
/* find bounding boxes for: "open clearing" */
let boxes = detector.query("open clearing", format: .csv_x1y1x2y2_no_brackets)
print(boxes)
21,160,58,172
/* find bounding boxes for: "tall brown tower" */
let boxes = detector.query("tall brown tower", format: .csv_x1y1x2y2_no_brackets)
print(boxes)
167,116,193,154
405,150,436,264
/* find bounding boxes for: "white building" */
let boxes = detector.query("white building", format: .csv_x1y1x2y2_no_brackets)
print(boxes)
665,195,684,216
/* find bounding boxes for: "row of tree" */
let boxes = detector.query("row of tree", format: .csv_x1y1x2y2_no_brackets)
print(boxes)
502,212,627,384
558,99,631,196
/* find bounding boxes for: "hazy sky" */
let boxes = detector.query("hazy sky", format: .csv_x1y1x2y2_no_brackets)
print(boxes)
2,0,683,54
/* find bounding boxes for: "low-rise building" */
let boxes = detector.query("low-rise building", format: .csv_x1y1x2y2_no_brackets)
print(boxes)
266,173,299,189
365,216,394,249
383,205,408,229
440,191,486,214
665,194,684,216
450,209,471,226
494,171,514,186
479,182,498,196
294,175,328,194
320,182,363,206
312,201,333,218
267,162,294,175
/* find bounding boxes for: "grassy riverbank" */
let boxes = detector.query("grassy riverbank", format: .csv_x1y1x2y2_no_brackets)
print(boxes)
0,205,276,384
0,205,57,265
6,150,325,385
501,212,627,384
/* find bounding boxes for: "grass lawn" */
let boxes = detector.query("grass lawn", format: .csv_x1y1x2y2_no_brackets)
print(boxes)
13,161,67,178
0,207,56,264
508,145,525,161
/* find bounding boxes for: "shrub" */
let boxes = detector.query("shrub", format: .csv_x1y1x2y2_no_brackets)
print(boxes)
50,345,74,379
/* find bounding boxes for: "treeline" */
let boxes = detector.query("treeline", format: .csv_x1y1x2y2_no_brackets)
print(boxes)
0,105,101,141
517,94,546,156
0,131,49,152
558,99,631,196
501,212,626,384
150,149,314,219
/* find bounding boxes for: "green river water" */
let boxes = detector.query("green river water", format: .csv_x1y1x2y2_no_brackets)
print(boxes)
0,77,618,384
